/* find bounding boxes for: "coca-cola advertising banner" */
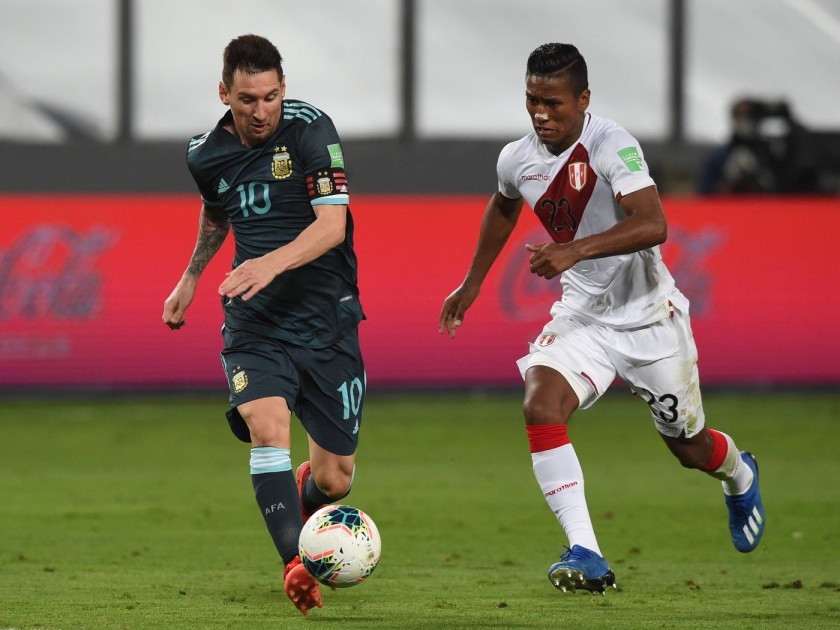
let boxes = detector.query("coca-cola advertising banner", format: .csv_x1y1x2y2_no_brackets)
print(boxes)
1,194,837,390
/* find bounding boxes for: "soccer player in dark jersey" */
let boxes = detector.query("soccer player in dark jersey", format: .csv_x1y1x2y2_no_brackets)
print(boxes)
162,34,365,616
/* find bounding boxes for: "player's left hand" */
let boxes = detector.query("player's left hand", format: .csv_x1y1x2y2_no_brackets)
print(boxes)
526,242,578,279
219,256,278,301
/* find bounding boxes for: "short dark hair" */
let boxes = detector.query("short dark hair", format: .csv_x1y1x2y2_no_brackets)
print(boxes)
222,34,284,87
526,43,588,96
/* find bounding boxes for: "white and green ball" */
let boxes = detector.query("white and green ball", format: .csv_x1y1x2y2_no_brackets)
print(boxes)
298,504,381,588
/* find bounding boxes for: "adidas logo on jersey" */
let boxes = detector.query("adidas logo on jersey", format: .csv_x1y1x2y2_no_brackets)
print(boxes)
217,178,230,194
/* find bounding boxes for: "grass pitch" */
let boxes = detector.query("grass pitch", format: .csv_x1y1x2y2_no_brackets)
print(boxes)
1,391,838,629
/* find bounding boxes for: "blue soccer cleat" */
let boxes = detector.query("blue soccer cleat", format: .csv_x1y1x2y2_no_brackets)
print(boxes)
548,545,616,595
725,452,765,552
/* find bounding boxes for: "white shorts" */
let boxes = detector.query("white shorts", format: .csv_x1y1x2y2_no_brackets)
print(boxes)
517,302,705,438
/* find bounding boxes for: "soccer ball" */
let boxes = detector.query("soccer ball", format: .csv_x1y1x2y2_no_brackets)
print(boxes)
298,504,381,588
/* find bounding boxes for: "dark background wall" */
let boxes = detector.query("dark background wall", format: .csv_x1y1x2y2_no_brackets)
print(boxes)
0,138,711,195
4,1,839,198
4,0,822,198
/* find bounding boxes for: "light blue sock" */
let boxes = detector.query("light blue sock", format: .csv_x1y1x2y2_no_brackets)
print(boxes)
250,446,298,564
250,446,292,474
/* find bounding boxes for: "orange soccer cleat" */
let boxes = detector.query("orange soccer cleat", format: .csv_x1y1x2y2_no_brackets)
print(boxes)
296,460,325,523
283,556,323,616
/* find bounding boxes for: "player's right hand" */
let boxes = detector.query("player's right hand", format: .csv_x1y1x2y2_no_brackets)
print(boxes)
162,282,196,330
163,314,186,330
162,298,187,330
438,284,479,338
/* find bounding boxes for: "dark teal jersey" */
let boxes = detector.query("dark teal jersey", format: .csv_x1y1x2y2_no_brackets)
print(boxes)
186,100,364,348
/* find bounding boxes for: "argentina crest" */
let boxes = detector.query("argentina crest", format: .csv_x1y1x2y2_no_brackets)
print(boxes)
271,146,292,179
232,368,249,394
316,171,334,195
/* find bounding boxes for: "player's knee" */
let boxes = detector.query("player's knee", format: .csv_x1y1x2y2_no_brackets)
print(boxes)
237,401,290,445
244,419,286,445
664,430,714,470
318,476,352,500
670,447,707,470
522,398,546,424
675,453,701,469
522,396,572,425
312,468,353,500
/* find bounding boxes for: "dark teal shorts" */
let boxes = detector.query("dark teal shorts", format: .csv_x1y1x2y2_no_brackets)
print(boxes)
220,326,365,456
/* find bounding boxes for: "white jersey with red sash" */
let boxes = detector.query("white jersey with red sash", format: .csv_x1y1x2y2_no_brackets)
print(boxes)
497,112,687,329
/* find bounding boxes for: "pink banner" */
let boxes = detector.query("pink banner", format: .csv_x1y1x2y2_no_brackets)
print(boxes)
1,194,838,389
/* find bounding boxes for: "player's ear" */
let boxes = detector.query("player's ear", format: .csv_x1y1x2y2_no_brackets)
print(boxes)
219,81,230,106
578,89,591,113
280,76,287,99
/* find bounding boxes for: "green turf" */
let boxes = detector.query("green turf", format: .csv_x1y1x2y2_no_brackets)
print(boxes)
1,391,838,629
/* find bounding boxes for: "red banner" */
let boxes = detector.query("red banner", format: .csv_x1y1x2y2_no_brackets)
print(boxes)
1,194,838,389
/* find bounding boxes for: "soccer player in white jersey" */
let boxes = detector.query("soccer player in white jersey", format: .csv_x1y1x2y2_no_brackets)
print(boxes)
438,43,765,594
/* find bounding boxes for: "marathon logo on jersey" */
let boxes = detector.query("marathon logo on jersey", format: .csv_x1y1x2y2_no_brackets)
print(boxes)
521,173,550,182
537,333,556,347
618,146,643,172
271,146,292,179
568,162,587,191
316,171,333,195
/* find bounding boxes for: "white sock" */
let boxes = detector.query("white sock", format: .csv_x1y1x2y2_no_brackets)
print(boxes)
709,432,754,495
532,443,601,555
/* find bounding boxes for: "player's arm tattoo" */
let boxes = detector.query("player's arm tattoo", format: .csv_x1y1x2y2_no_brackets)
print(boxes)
187,205,230,277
